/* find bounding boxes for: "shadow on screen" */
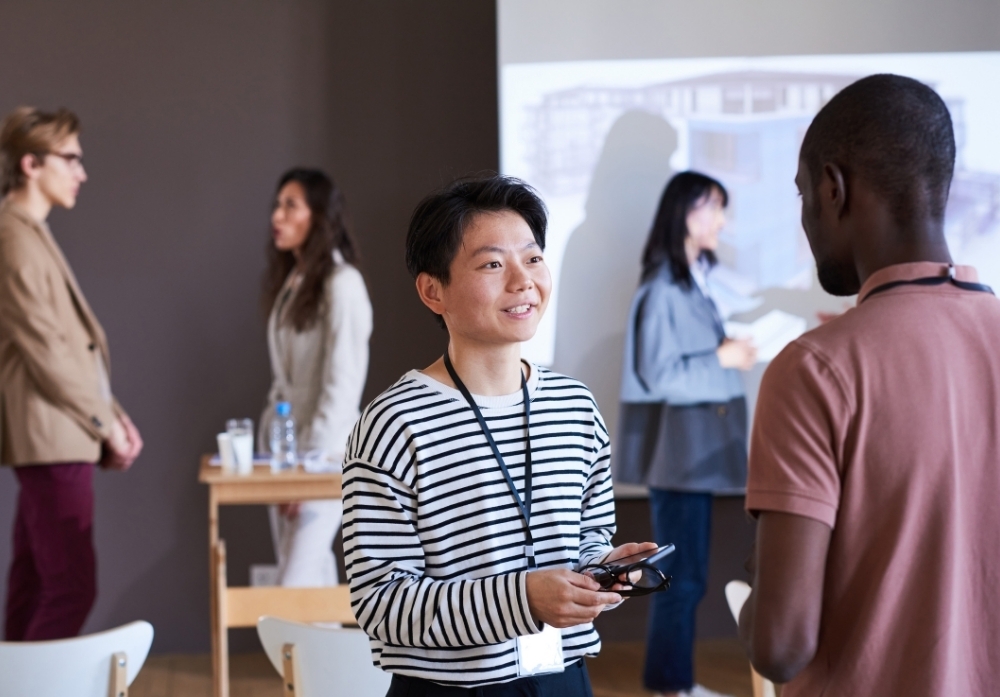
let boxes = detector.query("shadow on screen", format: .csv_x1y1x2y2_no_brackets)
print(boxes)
553,110,677,429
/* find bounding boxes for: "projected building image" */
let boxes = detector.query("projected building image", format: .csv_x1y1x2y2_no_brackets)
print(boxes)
501,52,1000,429
526,68,999,301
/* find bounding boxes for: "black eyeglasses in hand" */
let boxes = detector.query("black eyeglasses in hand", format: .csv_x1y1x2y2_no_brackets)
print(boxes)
581,559,672,597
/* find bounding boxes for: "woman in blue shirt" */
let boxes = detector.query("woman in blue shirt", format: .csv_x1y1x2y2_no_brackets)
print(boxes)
617,171,755,697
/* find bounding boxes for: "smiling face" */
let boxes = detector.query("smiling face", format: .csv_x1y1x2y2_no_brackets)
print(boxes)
418,210,551,347
33,133,87,209
271,181,313,254
796,157,860,296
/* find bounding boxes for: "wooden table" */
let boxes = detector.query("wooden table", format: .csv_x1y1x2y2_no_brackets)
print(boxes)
198,456,353,697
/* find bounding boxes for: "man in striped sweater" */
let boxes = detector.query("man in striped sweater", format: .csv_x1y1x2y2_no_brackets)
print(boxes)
342,174,656,695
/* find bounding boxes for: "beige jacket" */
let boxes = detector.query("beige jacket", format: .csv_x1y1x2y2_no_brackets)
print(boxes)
258,254,372,465
0,199,122,465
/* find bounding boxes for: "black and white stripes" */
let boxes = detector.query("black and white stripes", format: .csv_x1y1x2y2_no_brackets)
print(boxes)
342,365,616,686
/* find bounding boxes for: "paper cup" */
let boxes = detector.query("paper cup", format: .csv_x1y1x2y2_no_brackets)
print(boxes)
231,432,254,476
216,433,235,473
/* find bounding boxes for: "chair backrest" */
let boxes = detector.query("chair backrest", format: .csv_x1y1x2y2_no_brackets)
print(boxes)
0,620,154,697
724,581,778,697
225,584,355,628
257,617,391,697
725,579,752,622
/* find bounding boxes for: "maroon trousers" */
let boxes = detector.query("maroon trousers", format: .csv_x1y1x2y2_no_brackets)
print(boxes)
4,462,97,641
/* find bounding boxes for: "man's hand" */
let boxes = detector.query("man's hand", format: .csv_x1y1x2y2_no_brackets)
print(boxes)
101,415,143,471
525,568,621,628
121,414,143,461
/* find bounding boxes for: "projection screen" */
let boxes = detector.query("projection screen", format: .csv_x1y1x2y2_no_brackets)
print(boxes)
498,2,1000,462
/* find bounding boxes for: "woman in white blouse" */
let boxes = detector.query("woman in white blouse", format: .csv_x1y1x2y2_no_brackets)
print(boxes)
258,168,372,587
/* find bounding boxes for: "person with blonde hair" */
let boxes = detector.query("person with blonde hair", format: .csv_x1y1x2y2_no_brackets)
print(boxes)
0,106,142,640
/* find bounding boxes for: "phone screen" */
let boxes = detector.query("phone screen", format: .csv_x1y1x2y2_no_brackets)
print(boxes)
606,543,675,569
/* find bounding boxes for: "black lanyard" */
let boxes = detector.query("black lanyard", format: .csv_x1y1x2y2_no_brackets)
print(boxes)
864,270,994,302
442,353,536,570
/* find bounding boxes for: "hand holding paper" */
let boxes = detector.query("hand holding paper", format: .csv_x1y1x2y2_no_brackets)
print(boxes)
725,309,808,363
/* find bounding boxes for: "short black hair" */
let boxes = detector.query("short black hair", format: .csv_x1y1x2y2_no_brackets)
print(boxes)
801,73,955,225
405,173,547,284
641,171,728,285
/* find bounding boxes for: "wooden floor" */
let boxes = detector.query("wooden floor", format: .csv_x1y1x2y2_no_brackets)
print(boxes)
590,640,752,697
129,640,752,697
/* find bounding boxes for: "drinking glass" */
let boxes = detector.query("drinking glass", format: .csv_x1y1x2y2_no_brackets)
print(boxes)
226,418,254,475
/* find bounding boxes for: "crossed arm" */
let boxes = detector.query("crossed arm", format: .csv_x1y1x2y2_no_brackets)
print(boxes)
739,511,832,684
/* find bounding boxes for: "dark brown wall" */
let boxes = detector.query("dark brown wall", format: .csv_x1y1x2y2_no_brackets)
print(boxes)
0,0,498,653
0,0,749,655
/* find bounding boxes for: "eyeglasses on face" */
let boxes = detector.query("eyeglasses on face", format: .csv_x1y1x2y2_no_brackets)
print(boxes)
580,559,672,597
45,151,85,169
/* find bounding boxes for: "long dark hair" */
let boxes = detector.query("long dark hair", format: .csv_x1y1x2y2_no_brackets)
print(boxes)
261,168,360,331
641,171,728,287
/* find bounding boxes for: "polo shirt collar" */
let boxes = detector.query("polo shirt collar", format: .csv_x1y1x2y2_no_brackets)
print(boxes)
857,261,980,305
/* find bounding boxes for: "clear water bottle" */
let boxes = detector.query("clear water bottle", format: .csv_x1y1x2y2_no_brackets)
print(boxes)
269,401,297,472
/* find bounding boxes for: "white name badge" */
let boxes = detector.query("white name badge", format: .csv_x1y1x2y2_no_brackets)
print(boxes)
516,623,565,676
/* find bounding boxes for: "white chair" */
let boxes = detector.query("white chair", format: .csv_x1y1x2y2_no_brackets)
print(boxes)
0,620,153,697
725,580,778,697
257,616,391,697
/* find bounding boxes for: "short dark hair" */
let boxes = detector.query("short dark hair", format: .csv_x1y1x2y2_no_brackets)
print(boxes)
641,171,727,286
801,74,955,225
405,174,548,284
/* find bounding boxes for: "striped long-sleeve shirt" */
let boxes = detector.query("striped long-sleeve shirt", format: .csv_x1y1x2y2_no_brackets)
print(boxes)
342,364,617,686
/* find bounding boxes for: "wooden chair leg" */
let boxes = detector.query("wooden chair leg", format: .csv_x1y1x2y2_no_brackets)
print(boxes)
282,643,296,697
109,651,127,697
213,541,230,697
751,665,779,697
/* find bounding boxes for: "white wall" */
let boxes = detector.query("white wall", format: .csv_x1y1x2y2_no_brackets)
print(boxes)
499,0,1000,64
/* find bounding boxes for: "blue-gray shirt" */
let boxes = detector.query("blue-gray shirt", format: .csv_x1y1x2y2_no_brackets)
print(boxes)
620,264,744,405
616,264,747,493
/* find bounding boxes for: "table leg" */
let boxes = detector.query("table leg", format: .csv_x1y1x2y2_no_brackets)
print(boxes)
209,487,219,547
209,491,229,697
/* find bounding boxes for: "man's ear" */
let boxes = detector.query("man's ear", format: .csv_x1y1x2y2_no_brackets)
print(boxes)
415,272,446,316
822,162,848,219
19,153,43,182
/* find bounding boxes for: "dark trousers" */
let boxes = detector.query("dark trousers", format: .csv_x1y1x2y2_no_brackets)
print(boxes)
643,489,712,693
4,462,97,641
386,659,592,697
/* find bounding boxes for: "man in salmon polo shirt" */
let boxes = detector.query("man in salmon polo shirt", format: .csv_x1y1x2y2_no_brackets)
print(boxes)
738,73,1000,695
